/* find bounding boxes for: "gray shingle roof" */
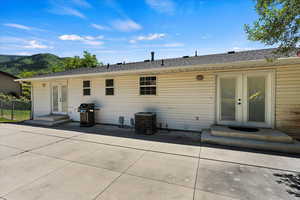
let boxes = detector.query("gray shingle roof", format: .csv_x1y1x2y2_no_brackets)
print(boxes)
29,48,298,79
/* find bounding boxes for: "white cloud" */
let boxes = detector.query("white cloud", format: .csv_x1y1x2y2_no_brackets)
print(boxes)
130,33,166,43
72,0,91,8
58,34,104,46
91,23,111,31
111,19,142,32
84,35,104,40
83,40,104,46
24,40,51,49
137,33,165,41
59,34,83,41
4,23,32,30
145,0,175,14
49,6,86,19
59,34,104,41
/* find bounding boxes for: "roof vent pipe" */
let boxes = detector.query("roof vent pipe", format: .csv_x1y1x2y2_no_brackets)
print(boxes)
151,51,155,61
161,59,164,66
195,50,198,57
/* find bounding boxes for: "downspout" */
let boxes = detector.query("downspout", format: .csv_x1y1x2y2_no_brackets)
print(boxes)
30,82,34,120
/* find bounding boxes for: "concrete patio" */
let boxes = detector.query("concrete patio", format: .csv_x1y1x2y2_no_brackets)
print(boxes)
0,122,299,200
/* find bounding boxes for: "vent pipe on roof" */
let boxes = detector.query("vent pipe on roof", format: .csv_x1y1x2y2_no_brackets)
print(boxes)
161,59,164,66
151,51,155,61
195,50,198,57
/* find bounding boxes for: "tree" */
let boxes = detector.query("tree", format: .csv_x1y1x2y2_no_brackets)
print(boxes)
63,56,82,70
245,0,300,54
63,51,101,70
81,51,99,68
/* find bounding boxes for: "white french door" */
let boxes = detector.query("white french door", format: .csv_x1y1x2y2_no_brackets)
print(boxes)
52,83,68,114
217,71,274,128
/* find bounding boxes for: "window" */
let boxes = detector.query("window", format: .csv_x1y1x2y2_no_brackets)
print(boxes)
83,80,91,96
105,79,114,95
140,76,156,95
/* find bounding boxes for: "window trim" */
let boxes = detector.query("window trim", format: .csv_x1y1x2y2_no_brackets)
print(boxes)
83,80,91,96
139,76,157,96
105,79,114,96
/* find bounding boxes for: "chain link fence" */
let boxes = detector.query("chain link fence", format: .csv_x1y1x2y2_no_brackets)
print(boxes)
0,100,31,121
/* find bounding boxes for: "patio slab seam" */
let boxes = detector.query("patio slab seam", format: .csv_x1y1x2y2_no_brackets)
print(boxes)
196,146,240,200
30,149,203,192
20,130,84,139
71,137,201,158
23,137,69,152
1,159,73,198
193,144,202,200
199,157,300,173
0,143,27,151
28,140,139,173
0,149,28,161
28,142,150,177
91,146,148,200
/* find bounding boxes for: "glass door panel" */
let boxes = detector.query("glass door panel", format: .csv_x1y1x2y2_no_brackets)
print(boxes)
52,86,59,112
61,85,68,113
220,77,236,121
247,76,266,122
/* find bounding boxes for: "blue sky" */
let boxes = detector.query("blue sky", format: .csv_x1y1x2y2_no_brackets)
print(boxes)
0,0,268,64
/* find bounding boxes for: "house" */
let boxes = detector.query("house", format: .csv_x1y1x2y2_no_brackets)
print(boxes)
0,71,21,96
17,48,300,139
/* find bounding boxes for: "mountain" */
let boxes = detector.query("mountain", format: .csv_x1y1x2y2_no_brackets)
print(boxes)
0,53,65,76
0,55,28,63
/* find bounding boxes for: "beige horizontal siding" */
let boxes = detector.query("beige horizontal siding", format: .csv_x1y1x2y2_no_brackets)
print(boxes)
67,71,216,131
32,82,51,118
31,63,299,135
276,65,300,138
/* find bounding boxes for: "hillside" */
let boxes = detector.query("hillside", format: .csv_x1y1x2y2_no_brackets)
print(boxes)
0,53,65,76
0,55,28,63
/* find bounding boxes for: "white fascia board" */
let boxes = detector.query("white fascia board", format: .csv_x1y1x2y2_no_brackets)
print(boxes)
15,57,300,82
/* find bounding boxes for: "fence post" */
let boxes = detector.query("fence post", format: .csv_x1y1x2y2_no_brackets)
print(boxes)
11,101,14,120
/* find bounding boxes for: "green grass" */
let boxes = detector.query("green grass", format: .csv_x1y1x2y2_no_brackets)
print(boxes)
0,109,31,121
0,117,18,122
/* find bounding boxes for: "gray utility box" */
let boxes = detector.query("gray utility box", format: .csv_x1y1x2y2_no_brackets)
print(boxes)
135,112,157,135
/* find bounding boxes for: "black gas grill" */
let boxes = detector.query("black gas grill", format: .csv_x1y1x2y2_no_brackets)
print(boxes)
78,103,95,127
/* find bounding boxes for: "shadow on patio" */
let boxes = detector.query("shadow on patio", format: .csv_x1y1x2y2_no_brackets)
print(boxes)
20,121,202,146
9,121,300,159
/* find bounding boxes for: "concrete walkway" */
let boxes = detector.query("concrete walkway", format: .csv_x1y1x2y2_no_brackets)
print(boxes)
0,123,299,200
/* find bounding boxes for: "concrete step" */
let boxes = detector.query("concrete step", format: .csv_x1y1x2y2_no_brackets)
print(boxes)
211,125,293,143
202,130,300,154
24,119,71,126
35,114,69,122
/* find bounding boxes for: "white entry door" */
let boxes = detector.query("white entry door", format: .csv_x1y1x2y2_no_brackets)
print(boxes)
52,83,68,114
217,71,274,128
